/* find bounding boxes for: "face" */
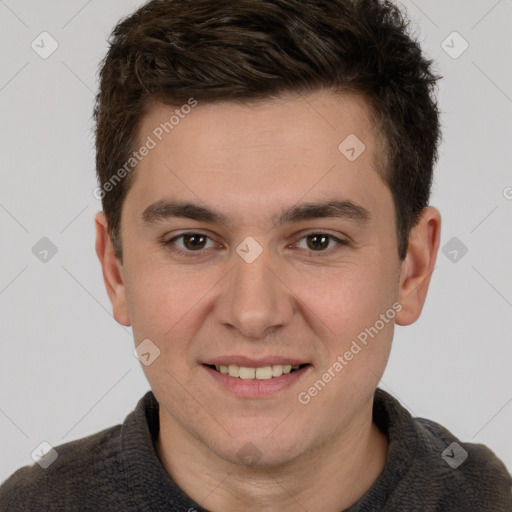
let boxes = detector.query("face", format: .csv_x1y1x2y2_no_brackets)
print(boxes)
101,90,416,466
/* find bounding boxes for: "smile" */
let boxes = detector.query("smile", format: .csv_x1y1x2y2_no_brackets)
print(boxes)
210,364,306,380
202,358,312,397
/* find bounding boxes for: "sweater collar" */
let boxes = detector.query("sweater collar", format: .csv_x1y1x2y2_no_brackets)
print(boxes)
345,388,418,510
120,387,417,511
120,390,209,511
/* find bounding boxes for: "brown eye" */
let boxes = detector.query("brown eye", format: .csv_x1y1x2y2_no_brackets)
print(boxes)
163,232,216,255
182,234,208,250
306,234,330,251
294,233,348,253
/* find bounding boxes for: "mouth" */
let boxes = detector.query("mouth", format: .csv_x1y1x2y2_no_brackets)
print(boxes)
201,357,312,398
205,363,310,380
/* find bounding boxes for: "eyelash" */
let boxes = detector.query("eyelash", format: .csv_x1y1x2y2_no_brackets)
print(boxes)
161,231,349,257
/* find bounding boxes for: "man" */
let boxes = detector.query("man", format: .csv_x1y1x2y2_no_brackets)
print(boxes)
1,0,510,510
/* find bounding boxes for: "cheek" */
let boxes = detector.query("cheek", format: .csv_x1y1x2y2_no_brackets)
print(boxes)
299,261,398,340
294,265,398,423
123,257,205,341
297,259,399,398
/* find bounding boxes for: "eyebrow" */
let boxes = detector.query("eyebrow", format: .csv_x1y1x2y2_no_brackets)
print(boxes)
141,199,371,227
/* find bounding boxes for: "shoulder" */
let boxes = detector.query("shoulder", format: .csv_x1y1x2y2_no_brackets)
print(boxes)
409,416,512,510
372,389,512,511
0,424,126,511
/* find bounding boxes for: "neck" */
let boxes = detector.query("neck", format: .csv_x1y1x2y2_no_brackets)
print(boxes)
156,398,388,512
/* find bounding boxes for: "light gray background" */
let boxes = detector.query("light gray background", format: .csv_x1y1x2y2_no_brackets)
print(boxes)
1,0,511,483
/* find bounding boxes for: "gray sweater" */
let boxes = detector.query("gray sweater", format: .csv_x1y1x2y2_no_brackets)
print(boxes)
1,388,511,511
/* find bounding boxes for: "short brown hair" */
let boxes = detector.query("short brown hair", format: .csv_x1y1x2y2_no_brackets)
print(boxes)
94,0,441,260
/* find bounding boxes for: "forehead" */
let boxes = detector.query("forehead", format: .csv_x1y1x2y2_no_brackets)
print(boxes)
137,90,379,167
125,90,390,226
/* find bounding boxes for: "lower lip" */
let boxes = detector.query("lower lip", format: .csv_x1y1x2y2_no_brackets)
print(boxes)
203,365,311,398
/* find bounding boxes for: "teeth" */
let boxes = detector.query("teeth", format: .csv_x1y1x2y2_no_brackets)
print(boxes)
272,364,283,377
213,364,302,380
255,366,272,380
228,364,240,377
239,367,256,379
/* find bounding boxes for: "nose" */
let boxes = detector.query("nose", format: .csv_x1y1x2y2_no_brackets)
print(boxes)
216,246,295,339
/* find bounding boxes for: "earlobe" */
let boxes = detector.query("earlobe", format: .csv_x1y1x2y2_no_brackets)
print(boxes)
395,207,441,326
94,212,131,326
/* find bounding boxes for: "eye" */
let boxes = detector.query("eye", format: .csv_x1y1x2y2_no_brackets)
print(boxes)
163,232,217,254
162,231,348,257
294,233,348,253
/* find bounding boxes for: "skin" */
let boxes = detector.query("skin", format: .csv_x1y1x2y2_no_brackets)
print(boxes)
96,89,441,511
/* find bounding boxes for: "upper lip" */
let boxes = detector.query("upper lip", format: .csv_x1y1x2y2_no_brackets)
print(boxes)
203,356,309,367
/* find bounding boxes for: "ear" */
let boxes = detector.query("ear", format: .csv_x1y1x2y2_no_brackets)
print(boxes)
95,211,131,326
395,207,441,326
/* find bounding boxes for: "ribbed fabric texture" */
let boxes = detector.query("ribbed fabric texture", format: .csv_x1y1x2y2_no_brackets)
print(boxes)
1,388,510,511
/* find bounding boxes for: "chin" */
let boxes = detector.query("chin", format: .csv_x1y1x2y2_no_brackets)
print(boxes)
210,423,310,468
220,444,305,469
